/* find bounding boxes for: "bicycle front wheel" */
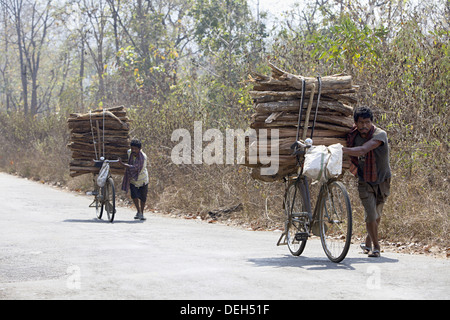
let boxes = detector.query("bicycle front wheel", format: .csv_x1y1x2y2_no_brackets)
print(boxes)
104,177,116,222
318,180,352,263
284,181,309,256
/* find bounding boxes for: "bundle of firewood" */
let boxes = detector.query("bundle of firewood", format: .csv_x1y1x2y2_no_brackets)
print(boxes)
242,63,358,182
67,106,130,177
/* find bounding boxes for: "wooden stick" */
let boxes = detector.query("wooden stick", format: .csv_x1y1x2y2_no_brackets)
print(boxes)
303,83,315,140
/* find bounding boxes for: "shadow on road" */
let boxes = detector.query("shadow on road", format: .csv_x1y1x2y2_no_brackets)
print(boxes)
248,254,399,271
63,218,144,224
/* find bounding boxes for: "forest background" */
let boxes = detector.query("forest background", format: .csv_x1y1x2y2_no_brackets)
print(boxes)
0,0,448,249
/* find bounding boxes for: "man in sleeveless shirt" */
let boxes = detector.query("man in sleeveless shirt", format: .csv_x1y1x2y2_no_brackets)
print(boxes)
343,106,391,257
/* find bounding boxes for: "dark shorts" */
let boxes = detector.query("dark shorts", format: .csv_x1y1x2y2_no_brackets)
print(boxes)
358,178,391,222
130,183,148,202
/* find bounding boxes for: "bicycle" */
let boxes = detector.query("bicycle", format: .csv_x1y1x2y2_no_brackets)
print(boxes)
273,76,352,263
277,140,352,263
88,158,119,222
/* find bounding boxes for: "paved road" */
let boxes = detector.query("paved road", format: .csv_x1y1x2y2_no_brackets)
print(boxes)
0,172,449,300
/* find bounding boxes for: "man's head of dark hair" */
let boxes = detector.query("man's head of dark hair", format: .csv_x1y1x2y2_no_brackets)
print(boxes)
354,106,374,123
130,139,142,149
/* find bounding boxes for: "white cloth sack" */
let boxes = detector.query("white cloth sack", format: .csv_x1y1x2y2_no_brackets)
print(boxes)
97,162,110,187
303,143,343,183
303,145,330,183
326,143,343,178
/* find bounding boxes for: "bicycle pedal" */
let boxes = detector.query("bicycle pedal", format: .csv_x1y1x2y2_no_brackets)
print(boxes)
295,232,309,241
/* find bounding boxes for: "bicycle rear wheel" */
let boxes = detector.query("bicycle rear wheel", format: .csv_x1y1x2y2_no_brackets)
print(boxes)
95,196,103,219
318,180,352,263
104,177,116,222
284,181,309,256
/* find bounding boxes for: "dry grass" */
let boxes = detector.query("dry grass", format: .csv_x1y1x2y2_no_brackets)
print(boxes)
153,163,285,230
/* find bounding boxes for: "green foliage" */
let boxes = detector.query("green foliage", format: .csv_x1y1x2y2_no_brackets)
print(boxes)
311,16,388,72
191,0,252,53
189,0,266,130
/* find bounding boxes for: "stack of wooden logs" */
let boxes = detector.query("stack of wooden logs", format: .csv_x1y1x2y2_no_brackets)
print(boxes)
67,106,130,177
243,63,358,182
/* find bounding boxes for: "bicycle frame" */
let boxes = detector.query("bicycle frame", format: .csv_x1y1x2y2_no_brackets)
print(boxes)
278,166,353,263
277,174,323,246
277,149,344,241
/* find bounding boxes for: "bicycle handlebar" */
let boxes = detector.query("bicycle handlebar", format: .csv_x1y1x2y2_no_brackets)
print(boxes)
291,139,313,155
291,141,308,149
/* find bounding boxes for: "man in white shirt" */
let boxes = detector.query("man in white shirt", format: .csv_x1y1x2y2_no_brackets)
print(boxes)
119,139,149,221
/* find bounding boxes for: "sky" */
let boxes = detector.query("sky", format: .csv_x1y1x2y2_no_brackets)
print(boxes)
248,0,305,29
249,0,301,19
